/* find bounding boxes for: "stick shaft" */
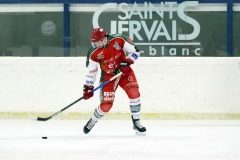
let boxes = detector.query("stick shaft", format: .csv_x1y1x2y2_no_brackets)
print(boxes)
37,72,122,121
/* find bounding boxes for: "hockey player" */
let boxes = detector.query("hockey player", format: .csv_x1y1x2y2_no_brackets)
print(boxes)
83,27,146,135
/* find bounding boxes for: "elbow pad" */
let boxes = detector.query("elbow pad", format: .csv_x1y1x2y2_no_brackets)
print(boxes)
127,52,140,63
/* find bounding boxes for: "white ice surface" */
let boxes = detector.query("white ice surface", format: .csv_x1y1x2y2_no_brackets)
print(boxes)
0,119,240,160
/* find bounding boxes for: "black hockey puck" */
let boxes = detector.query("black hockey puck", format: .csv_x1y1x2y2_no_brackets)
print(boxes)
42,137,47,139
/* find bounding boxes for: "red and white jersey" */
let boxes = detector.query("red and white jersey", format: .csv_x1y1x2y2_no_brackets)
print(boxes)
85,33,140,86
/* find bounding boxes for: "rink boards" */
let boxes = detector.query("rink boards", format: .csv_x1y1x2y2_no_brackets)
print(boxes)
0,57,240,119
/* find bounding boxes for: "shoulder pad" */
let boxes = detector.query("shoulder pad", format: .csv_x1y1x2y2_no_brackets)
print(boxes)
109,33,130,42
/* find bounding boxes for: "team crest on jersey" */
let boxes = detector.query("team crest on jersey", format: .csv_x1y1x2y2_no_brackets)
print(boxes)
96,51,104,59
114,42,121,50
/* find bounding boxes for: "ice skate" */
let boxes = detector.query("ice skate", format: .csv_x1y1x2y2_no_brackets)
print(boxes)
131,116,146,136
83,118,97,134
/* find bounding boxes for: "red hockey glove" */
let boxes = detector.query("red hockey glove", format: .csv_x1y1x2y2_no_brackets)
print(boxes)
83,85,94,100
114,59,134,75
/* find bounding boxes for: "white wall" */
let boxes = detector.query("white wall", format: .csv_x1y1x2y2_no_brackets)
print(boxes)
0,57,240,114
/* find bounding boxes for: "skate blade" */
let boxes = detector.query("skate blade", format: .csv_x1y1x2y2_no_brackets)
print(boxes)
135,131,146,136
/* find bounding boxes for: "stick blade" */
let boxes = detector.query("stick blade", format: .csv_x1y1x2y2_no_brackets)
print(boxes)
37,116,52,121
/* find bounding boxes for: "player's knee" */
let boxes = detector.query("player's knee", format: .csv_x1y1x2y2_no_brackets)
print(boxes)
126,87,140,99
100,103,113,112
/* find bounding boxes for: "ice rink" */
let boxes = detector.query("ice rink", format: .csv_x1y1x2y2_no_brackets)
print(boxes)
1,119,240,160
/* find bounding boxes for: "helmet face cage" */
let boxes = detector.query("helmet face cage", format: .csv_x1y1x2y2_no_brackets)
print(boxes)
91,28,106,43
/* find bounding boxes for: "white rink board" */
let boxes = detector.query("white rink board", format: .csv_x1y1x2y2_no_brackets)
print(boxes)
0,57,240,114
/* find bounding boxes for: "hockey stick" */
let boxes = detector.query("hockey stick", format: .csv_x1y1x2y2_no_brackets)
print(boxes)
37,72,122,121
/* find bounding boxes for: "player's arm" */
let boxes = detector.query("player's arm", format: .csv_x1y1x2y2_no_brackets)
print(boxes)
122,38,140,64
83,49,98,100
85,58,98,86
114,36,140,75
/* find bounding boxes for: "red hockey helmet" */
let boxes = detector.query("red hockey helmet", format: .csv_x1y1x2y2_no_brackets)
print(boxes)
91,28,107,42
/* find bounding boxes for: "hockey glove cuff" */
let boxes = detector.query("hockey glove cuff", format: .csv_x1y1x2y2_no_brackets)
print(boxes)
83,85,94,100
114,59,134,75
